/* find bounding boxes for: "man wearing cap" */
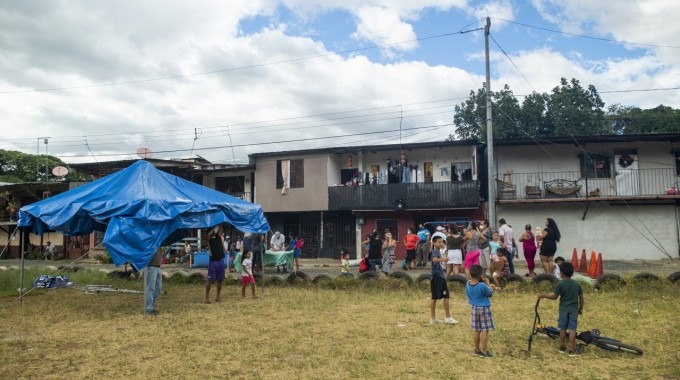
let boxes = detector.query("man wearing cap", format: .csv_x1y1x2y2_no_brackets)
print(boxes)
416,231,431,267
431,225,447,243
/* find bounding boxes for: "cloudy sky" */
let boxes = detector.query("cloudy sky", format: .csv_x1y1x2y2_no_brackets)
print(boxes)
1,0,679,165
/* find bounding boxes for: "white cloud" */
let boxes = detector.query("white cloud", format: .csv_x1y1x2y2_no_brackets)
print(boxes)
351,6,419,54
467,0,515,28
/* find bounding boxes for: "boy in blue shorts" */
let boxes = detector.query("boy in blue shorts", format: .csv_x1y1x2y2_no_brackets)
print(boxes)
429,236,459,325
466,264,495,357
537,262,584,356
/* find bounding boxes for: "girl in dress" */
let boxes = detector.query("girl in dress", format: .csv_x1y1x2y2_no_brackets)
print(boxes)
381,232,396,274
240,251,257,299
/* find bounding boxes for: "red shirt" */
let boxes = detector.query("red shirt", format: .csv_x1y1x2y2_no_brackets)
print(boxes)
404,234,420,250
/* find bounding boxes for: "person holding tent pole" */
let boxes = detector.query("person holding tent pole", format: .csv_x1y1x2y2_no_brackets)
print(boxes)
144,247,163,316
205,226,226,304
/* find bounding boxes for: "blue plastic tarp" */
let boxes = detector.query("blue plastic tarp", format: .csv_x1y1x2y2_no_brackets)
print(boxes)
19,160,270,269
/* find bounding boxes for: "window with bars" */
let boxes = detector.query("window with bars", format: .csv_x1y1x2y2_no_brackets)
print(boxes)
579,153,611,179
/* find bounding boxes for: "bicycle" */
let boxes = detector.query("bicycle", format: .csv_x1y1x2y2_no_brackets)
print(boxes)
527,299,643,355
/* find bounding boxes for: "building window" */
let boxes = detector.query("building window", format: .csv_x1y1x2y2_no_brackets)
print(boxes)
276,159,304,189
579,154,611,179
376,219,399,240
675,152,680,176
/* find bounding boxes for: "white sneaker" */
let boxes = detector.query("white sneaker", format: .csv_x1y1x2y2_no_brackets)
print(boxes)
445,317,459,325
430,319,441,325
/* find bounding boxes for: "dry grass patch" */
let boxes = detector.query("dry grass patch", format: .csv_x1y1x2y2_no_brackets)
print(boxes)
0,277,678,379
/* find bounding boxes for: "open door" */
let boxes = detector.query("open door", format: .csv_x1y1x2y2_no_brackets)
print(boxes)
614,149,639,196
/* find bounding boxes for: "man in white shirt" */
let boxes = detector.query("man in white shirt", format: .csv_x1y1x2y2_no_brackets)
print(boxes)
270,231,285,251
497,218,516,274
270,231,287,273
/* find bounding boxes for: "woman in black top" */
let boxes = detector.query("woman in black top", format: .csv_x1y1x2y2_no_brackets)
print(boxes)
540,218,561,274
367,231,383,272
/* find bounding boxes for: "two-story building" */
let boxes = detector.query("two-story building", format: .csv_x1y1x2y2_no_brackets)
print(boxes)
250,140,485,260
492,133,680,260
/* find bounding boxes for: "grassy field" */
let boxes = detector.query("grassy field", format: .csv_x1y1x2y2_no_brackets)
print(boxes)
0,271,678,379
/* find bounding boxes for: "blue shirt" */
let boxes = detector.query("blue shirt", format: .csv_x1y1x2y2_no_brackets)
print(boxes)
417,228,429,242
289,238,299,254
466,281,492,307
430,249,445,280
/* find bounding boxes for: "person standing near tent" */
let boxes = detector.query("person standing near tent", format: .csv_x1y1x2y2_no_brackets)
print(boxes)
44,241,57,260
287,233,300,271
205,227,226,304
144,247,163,316
270,231,287,273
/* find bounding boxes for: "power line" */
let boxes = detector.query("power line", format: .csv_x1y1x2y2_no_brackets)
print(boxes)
489,33,536,92
494,18,680,49
2,103,459,150
56,123,454,159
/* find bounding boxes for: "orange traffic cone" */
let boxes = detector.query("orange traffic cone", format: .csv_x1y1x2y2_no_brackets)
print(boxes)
571,248,579,268
578,249,588,273
596,252,604,277
588,251,597,278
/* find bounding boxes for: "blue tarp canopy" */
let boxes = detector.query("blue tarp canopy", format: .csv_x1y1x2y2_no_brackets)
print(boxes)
18,160,270,269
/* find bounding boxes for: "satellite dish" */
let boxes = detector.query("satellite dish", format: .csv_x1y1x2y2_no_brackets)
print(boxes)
136,147,154,159
52,166,69,177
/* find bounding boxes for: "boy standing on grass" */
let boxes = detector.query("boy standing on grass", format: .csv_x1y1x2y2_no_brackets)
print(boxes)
466,264,495,357
429,236,459,325
537,262,584,356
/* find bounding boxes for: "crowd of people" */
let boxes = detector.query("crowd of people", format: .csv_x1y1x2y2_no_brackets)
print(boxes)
358,218,562,286
426,217,581,358
142,219,584,358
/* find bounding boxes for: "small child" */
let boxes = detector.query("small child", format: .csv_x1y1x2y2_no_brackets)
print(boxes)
429,236,459,325
466,264,495,358
340,248,351,274
489,232,502,260
554,256,565,280
492,248,510,290
535,226,544,249
241,251,257,299
537,262,584,356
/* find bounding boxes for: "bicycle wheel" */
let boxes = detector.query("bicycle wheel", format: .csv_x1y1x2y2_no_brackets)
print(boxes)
594,338,644,355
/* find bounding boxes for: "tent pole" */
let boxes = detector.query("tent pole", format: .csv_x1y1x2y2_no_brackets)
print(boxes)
261,235,265,295
143,265,148,316
19,229,25,305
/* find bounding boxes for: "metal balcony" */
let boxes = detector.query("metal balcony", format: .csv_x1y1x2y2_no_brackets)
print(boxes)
328,181,480,211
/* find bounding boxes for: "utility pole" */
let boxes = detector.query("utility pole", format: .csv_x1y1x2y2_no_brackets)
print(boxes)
36,137,50,181
44,138,49,180
485,17,496,230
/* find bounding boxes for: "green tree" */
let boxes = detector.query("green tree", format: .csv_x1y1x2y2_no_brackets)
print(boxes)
0,150,65,183
519,92,550,136
450,84,524,140
607,104,680,134
545,77,609,136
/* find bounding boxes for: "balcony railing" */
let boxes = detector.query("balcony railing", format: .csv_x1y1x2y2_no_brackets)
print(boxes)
496,168,679,200
328,181,480,211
